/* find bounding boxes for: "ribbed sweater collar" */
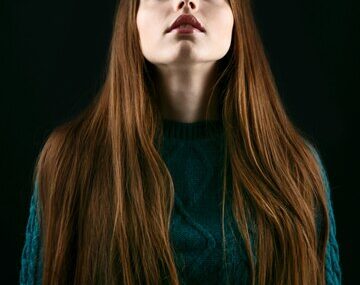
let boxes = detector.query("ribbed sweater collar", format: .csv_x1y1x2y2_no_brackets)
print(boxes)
162,118,224,140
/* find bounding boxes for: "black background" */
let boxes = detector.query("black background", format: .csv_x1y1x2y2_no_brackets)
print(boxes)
2,0,358,284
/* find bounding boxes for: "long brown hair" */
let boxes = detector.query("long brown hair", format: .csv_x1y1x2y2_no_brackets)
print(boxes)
33,0,331,284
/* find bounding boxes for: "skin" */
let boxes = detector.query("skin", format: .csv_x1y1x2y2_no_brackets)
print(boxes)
137,0,234,123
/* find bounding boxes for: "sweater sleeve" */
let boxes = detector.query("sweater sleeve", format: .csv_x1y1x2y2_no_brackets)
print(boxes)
19,180,43,285
311,146,343,285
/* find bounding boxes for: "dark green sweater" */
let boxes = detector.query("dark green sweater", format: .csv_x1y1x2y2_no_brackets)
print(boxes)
19,119,342,285
160,119,249,285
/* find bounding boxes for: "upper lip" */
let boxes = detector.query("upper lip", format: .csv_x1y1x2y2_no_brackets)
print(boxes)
166,14,206,33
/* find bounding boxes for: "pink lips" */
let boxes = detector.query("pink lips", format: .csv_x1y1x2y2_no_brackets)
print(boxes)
166,14,205,34
170,26,203,34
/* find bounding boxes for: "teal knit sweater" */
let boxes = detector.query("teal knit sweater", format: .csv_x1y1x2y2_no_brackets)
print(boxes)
19,119,342,284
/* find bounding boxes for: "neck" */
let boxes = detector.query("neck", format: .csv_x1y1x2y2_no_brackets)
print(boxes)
154,62,220,123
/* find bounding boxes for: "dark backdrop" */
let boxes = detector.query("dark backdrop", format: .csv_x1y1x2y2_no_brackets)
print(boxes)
2,0,358,284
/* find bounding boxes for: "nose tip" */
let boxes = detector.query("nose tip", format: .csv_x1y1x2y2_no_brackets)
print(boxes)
179,0,196,10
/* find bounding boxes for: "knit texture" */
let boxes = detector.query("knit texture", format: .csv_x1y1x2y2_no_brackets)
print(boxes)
19,119,342,284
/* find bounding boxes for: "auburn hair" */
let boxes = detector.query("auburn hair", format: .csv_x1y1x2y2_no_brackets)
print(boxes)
33,0,330,284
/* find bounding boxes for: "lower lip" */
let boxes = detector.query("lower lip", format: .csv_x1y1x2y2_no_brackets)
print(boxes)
170,26,203,34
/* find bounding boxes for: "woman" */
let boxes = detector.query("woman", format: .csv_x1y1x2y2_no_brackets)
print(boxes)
19,0,342,284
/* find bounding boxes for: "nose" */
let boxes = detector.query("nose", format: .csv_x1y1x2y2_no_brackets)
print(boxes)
177,0,198,10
